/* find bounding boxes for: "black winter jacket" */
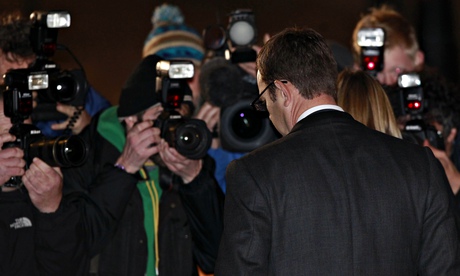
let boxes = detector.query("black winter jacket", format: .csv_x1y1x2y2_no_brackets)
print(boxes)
62,112,224,275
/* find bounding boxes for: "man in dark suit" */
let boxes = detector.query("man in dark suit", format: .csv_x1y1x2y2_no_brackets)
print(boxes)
215,27,460,275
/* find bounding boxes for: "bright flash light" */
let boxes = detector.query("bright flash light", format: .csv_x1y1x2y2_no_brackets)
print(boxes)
28,73,49,90
169,63,194,79
357,28,385,47
46,12,71,28
398,73,421,88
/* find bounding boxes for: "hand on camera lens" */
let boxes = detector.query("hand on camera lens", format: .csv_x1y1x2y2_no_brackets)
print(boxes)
51,103,91,135
117,120,162,174
22,158,63,213
194,102,220,132
0,133,25,185
158,139,202,184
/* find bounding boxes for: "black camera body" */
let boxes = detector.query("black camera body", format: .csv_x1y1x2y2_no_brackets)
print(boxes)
2,122,88,187
3,64,88,122
155,60,211,159
154,111,211,160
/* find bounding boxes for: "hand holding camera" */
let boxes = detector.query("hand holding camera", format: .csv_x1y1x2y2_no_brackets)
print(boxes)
158,139,202,184
22,157,63,213
117,105,164,174
0,133,25,185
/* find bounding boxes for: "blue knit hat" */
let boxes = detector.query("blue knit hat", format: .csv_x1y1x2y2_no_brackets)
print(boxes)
142,3,205,65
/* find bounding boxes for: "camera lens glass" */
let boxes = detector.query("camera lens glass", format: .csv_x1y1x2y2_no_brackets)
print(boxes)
220,99,279,152
203,25,227,50
231,106,263,139
52,74,76,103
60,135,87,166
177,126,201,149
174,119,212,160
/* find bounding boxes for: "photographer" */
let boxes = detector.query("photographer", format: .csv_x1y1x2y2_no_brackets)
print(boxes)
0,91,86,275
0,11,110,138
351,5,460,197
63,53,223,276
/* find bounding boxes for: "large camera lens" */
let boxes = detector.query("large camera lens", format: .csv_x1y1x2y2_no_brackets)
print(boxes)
220,99,279,152
29,135,88,167
174,119,212,160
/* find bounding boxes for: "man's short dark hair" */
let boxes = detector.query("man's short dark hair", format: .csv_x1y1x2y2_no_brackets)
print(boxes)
0,12,34,62
257,27,338,101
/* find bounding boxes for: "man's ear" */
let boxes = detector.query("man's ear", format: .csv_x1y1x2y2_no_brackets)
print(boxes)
275,80,291,107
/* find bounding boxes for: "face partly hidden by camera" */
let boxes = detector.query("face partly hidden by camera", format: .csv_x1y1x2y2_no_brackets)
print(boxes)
153,60,212,160
357,28,446,149
0,11,90,188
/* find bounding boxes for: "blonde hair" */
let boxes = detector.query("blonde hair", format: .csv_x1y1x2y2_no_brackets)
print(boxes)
337,69,402,138
351,5,420,65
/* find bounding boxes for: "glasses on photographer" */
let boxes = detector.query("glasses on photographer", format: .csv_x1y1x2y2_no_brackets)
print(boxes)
251,80,288,112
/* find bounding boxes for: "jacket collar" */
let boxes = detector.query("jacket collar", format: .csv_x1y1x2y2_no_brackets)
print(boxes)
291,109,354,134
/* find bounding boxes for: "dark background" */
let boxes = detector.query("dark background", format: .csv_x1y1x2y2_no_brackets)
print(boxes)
1,0,459,105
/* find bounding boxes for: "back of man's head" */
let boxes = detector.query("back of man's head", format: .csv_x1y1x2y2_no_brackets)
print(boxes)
257,27,338,101
351,5,420,65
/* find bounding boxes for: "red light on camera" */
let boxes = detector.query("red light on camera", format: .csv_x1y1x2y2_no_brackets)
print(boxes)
407,101,422,110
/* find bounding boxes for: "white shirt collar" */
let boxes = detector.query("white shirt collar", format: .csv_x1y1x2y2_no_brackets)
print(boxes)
297,105,344,123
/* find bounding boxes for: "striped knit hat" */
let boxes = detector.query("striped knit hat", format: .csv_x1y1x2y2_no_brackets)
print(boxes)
142,3,205,65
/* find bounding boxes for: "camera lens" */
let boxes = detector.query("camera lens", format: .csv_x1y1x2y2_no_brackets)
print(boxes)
203,25,227,50
52,73,76,103
174,119,212,160
29,135,88,167
220,99,279,152
230,107,263,139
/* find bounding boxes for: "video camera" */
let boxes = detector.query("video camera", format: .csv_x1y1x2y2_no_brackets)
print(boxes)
357,28,385,77
199,56,279,153
154,60,212,159
390,73,444,149
18,11,88,122
203,9,257,63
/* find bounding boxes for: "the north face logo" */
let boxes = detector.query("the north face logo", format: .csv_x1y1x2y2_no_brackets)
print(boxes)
10,217,33,229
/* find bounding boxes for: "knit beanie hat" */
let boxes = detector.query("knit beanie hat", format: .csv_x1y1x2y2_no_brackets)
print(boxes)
117,54,162,118
142,3,205,65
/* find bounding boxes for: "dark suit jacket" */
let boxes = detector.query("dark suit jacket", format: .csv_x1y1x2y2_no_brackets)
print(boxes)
215,110,460,275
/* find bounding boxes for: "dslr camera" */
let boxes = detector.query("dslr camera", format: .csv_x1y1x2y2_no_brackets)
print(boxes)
2,73,88,187
395,73,444,149
357,28,385,77
26,11,88,122
1,10,89,187
203,9,257,63
154,60,212,160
